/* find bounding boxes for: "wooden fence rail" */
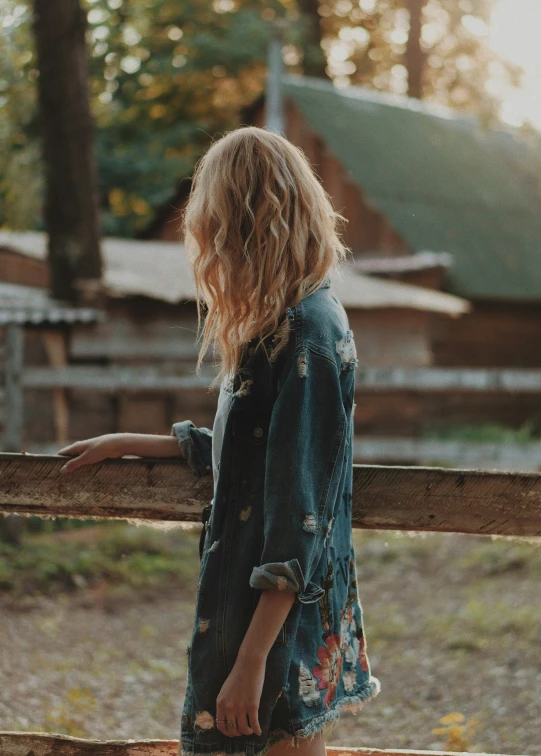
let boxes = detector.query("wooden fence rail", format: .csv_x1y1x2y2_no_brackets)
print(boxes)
6,366,541,393
1,453,541,536
0,735,525,756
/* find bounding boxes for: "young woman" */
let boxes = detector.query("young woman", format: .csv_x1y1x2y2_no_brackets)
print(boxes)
58,126,381,756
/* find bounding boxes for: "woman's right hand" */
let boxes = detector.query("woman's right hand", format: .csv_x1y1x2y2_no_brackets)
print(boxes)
57,434,129,474
57,432,183,473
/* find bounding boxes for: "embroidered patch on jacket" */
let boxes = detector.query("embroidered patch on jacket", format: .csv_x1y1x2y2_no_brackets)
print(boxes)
313,633,343,708
298,661,320,706
335,330,358,371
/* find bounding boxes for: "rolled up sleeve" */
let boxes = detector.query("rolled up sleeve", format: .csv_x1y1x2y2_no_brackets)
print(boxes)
171,420,213,478
249,346,347,604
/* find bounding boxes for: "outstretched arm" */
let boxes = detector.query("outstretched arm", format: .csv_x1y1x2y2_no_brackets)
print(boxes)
57,433,183,474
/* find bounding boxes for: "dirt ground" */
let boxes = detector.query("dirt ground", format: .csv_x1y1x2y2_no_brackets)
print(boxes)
0,528,540,755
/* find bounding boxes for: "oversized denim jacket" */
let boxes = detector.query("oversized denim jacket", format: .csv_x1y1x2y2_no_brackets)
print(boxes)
172,276,381,756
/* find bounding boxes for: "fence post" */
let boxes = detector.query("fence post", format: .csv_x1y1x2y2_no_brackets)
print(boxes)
1,323,24,544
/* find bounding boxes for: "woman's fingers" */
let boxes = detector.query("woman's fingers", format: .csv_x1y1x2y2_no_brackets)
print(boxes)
236,712,253,736
216,708,259,738
216,710,237,738
224,710,240,737
215,701,227,737
59,452,92,474
248,706,262,736
57,440,87,456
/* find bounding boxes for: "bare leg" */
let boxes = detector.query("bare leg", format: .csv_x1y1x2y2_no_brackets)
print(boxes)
266,730,326,756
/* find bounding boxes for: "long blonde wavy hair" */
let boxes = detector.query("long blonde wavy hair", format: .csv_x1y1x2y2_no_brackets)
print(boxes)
182,125,350,389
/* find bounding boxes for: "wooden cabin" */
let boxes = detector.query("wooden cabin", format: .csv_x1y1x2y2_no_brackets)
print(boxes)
0,231,467,450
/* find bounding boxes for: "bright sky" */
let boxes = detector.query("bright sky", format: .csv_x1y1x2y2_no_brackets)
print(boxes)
490,0,541,127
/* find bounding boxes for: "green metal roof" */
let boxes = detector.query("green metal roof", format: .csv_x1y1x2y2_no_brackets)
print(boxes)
282,75,541,302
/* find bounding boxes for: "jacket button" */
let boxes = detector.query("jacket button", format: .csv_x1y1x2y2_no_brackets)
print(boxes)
253,426,263,437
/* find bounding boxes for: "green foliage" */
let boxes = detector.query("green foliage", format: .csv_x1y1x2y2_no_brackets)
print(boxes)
428,421,541,444
455,538,541,577
0,1,42,229
428,598,540,644
87,0,281,235
0,521,201,597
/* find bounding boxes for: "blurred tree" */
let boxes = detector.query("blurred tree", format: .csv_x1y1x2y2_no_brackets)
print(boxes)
0,3,42,229
405,0,424,98
319,0,522,118
297,0,328,78
32,0,102,302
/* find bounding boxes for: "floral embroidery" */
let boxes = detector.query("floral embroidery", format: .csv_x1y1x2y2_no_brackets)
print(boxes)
298,661,320,706
313,633,343,707
339,583,371,683
308,551,370,708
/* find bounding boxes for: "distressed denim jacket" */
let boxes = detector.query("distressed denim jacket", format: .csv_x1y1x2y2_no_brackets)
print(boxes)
172,276,381,756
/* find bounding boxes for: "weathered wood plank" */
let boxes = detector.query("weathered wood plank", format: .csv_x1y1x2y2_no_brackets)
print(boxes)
19,365,541,392
0,453,210,522
3,324,24,451
356,366,541,392
1,453,541,537
0,734,525,756
21,366,215,391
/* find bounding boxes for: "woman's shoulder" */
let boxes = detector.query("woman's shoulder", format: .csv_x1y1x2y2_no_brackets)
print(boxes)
285,281,353,370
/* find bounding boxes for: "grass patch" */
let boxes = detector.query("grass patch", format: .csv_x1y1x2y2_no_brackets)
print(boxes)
0,521,201,598
427,598,540,647
454,539,541,577
426,421,541,444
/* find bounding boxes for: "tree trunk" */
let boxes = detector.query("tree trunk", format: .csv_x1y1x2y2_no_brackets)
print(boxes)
297,0,328,79
406,0,425,99
32,0,102,303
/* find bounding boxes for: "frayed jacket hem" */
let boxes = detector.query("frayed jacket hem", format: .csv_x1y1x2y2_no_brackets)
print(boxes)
293,674,381,738
179,676,381,756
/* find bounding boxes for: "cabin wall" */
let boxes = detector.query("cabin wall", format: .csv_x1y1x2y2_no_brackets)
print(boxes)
353,391,541,437
349,309,433,367
0,249,49,289
70,298,200,364
68,297,209,439
432,301,541,368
